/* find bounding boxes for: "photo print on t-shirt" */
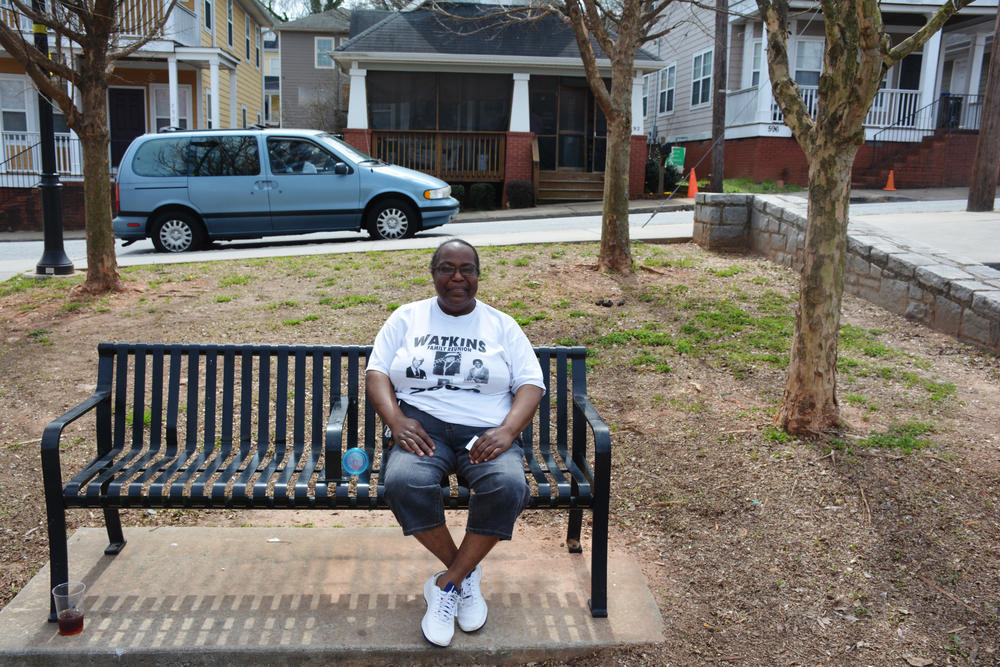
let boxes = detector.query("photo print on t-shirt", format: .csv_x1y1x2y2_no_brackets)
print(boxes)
433,350,463,376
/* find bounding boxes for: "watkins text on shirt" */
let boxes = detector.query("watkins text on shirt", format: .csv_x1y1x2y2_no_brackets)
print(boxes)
412,335,488,353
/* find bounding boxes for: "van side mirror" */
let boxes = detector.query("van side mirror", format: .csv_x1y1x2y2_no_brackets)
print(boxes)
334,162,349,175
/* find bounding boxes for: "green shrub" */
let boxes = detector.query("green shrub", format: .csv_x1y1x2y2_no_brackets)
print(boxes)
505,180,534,208
468,183,496,210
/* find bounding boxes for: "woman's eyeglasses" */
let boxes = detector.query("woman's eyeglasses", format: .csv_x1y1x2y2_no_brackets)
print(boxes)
433,264,478,277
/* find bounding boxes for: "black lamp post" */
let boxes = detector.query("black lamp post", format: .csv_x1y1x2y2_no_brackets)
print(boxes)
33,0,73,276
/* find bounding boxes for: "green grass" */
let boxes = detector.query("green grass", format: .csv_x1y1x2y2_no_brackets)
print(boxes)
322,295,379,309
722,178,804,194
219,274,254,287
829,421,935,454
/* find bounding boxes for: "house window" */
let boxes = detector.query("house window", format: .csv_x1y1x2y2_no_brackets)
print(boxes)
204,0,212,31
691,49,712,107
263,30,278,50
205,89,213,128
658,64,675,114
315,37,335,69
245,19,251,60
642,73,650,117
794,40,823,86
241,104,247,128
0,78,28,132
255,28,261,68
750,40,762,87
226,0,233,47
151,85,191,131
367,72,510,132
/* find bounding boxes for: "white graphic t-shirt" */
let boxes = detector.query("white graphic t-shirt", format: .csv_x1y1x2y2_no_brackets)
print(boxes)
368,297,545,427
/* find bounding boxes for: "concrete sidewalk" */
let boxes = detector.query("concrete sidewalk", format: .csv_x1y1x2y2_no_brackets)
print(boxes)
0,526,664,665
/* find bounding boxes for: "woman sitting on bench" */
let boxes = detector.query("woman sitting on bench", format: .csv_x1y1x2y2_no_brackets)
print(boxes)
365,238,545,648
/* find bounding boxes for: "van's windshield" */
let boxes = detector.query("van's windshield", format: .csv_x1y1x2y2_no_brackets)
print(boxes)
317,134,384,166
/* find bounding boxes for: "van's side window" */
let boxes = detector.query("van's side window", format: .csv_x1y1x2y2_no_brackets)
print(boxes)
132,138,190,177
267,138,337,174
190,135,260,177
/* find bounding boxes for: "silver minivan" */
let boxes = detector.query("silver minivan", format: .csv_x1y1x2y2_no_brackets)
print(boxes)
113,128,460,252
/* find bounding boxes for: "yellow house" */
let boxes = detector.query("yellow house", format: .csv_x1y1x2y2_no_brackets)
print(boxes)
0,0,274,178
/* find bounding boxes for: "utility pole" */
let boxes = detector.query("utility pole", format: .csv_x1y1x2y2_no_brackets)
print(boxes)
967,10,999,212
710,0,728,193
32,0,73,276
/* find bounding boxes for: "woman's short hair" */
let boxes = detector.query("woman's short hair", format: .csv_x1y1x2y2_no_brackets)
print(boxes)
429,238,480,275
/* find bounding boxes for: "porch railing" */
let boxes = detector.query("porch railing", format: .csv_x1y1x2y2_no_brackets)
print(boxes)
370,131,505,182
1,131,83,179
868,93,982,170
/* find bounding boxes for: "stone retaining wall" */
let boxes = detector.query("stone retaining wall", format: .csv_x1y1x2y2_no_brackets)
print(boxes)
693,192,1000,354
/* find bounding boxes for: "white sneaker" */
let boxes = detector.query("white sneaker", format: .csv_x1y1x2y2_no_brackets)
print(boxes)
458,564,487,632
422,572,459,647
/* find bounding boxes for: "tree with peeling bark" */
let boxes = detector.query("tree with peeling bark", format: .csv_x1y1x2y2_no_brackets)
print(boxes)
555,0,675,273
0,0,176,293
757,0,975,434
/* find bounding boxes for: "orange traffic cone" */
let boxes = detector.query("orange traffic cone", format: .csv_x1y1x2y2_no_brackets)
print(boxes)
883,170,896,191
687,168,699,198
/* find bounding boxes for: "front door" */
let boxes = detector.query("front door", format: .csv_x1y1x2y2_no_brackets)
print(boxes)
108,88,146,168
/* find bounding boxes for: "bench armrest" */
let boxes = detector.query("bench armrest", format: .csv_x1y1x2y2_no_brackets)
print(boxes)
41,390,112,456
572,393,611,455
40,389,112,497
321,398,350,480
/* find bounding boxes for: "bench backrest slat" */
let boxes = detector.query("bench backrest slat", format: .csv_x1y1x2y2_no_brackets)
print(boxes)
86,343,594,508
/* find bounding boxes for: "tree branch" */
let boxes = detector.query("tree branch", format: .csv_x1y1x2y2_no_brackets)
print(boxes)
758,0,814,150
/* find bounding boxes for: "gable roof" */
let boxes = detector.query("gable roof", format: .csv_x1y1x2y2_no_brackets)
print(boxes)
278,7,351,33
339,3,658,64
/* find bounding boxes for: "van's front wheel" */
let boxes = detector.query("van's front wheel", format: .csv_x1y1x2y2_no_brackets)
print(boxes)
366,199,417,240
151,211,206,253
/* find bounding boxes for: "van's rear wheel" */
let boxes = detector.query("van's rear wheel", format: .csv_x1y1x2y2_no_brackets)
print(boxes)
366,199,417,240
151,211,205,253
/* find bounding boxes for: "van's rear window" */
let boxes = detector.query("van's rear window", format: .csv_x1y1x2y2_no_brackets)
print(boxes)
132,138,190,177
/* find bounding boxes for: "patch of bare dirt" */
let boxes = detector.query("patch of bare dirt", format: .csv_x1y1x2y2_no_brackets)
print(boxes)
1,242,998,665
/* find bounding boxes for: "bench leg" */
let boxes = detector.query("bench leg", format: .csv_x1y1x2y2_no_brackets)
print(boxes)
45,506,69,623
588,504,609,618
103,508,127,555
566,508,583,553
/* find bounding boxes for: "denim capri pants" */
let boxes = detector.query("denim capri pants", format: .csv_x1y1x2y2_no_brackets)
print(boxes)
382,401,530,540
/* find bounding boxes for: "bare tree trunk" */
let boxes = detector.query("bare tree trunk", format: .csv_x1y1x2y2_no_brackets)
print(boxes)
597,59,635,273
78,85,121,294
967,10,1000,212
777,144,856,434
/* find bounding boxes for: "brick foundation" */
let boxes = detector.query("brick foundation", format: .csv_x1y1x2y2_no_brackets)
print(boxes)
341,128,372,155
629,135,646,198
503,132,534,207
1,182,87,233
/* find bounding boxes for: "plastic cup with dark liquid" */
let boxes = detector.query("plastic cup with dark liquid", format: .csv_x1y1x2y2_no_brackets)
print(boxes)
52,582,86,636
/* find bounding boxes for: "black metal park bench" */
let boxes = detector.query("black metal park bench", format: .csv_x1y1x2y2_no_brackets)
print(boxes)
42,342,611,621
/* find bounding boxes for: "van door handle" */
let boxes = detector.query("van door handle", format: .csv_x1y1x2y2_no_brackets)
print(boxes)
255,180,275,191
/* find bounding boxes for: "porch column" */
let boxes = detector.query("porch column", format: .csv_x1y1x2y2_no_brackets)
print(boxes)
209,54,221,129
347,66,368,129
230,70,238,127
631,74,644,135
167,55,179,128
917,23,942,127
756,48,774,123
510,73,530,132
968,32,987,97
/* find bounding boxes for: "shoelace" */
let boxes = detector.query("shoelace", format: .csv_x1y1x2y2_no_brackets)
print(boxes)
433,588,459,622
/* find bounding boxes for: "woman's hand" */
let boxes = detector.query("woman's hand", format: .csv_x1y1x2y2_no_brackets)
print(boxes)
387,416,435,457
468,425,516,464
